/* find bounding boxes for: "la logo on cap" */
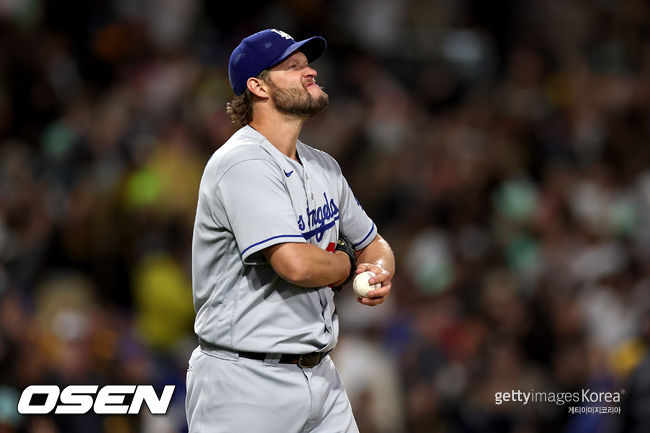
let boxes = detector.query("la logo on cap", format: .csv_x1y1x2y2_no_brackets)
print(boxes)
270,29,293,40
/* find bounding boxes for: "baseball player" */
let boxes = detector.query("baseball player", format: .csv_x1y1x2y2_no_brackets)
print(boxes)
186,29,395,433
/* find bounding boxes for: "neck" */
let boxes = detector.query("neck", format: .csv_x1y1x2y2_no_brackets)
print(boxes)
249,110,305,161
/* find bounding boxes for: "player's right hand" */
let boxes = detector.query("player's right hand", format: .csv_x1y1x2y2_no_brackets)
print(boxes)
354,262,391,306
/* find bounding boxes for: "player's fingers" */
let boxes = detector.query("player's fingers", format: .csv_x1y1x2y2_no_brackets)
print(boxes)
356,262,386,273
368,270,390,285
357,295,386,306
367,282,390,298
355,263,373,273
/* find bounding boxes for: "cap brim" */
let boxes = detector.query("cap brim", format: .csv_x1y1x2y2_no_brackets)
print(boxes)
271,36,327,68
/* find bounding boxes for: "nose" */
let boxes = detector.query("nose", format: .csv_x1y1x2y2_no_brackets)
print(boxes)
304,65,317,78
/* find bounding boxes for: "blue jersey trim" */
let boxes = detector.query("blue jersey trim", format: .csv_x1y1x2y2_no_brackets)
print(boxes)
301,216,340,241
353,222,376,248
241,234,305,257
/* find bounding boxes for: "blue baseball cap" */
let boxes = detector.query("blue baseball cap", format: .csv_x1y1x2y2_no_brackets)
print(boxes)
228,29,327,95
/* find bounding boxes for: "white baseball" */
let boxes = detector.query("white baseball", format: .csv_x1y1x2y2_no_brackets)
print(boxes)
353,271,381,298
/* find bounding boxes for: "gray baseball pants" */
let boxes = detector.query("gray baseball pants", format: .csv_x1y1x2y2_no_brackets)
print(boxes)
185,346,359,433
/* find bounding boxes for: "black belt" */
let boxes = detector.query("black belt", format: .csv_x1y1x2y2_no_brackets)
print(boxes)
239,351,324,368
198,339,326,368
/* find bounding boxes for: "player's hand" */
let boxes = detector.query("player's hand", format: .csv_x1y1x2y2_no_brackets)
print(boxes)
355,263,391,306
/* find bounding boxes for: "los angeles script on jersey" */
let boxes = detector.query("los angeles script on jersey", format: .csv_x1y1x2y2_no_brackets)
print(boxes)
298,192,339,242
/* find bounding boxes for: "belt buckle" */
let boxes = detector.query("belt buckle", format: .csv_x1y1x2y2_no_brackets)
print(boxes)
298,352,322,368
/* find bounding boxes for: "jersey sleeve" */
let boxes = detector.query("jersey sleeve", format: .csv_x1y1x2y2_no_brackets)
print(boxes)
338,175,377,251
216,159,306,264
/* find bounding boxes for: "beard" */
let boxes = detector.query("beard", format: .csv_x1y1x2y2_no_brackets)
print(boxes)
268,80,329,118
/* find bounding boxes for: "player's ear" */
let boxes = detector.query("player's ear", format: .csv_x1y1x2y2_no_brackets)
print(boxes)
247,77,269,98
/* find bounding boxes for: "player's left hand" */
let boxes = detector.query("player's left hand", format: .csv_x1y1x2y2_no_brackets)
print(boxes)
355,263,391,306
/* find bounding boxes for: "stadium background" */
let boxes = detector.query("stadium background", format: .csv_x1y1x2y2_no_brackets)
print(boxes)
0,0,649,432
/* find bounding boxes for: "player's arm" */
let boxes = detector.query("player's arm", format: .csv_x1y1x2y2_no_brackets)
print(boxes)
263,243,351,288
354,234,395,306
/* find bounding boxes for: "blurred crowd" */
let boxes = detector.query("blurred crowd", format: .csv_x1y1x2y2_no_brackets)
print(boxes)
0,0,649,432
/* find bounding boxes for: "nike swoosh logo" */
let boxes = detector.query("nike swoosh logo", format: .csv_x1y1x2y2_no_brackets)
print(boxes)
284,170,294,177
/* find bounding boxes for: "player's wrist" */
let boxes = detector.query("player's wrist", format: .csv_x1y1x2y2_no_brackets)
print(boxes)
331,251,351,287
332,234,356,291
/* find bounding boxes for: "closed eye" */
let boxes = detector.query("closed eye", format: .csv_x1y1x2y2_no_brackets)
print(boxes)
288,62,308,70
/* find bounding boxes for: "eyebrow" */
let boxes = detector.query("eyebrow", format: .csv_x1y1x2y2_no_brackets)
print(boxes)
287,53,308,63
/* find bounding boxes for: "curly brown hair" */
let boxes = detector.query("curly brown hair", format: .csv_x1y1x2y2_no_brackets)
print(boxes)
226,70,269,128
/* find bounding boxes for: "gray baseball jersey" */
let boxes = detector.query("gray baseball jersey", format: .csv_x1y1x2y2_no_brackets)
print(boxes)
191,125,377,355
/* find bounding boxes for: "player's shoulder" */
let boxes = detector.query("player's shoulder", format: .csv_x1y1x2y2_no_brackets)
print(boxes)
205,126,274,174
